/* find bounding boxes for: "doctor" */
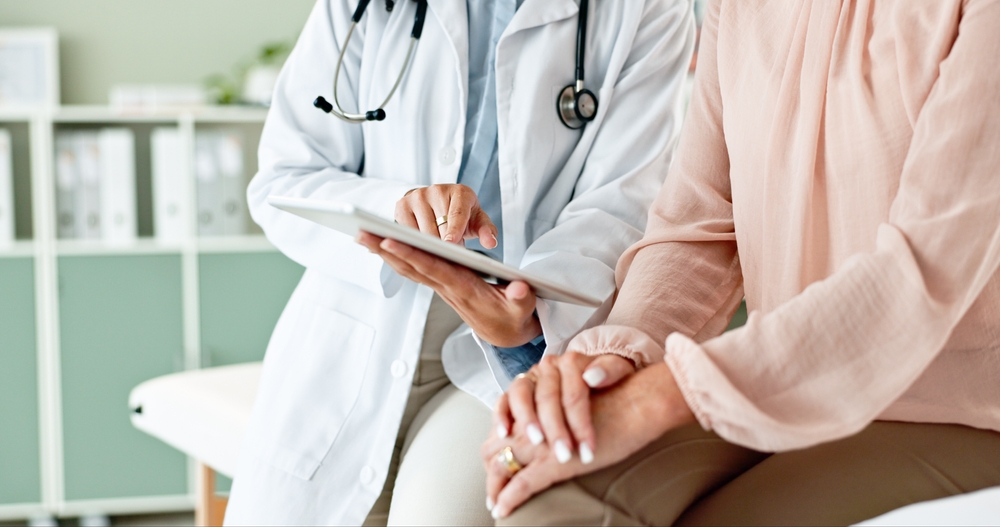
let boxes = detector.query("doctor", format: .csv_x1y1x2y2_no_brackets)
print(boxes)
225,0,694,524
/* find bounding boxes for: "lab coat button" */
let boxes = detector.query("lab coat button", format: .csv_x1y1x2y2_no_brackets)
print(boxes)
439,146,456,166
391,360,408,379
360,466,375,485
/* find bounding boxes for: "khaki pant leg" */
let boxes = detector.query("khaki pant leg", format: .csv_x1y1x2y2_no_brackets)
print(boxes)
500,424,768,527
676,421,1000,527
386,384,494,526
363,295,465,526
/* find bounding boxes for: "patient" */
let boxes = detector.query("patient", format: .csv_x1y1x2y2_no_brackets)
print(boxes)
481,0,1000,524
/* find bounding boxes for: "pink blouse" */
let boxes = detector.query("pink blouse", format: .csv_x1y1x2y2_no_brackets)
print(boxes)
570,0,1000,452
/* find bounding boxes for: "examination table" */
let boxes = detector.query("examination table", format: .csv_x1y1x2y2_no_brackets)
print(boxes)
129,364,999,526
129,363,260,526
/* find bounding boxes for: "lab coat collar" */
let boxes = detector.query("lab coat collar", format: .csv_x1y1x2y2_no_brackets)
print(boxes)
425,0,469,105
506,0,579,37
425,0,579,75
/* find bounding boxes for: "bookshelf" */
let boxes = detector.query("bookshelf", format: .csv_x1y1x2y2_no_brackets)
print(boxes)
0,105,304,521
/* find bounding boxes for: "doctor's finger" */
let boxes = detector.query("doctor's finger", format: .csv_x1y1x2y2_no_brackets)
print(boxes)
535,357,575,464
467,208,499,249
355,231,385,253
408,199,442,238
442,190,475,244
383,239,485,296
376,240,449,289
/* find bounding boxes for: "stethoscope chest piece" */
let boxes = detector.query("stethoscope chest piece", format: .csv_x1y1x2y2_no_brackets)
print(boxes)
557,85,598,129
556,0,598,129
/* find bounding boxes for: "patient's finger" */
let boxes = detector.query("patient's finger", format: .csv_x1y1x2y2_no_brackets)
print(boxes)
582,354,637,389
535,357,574,464
507,373,544,446
484,444,514,513
558,354,595,463
491,460,562,520
494,393,512,440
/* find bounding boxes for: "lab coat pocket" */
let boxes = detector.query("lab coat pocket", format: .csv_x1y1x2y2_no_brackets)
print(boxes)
266,306,375,481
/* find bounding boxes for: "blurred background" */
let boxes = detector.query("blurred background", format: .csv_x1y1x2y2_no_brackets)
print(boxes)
0,1,712,525
0,2,313,525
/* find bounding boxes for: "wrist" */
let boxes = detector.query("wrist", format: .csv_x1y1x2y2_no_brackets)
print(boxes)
647,363,696,431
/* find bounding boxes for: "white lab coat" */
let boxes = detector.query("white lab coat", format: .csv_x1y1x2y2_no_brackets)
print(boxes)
225,0,694,524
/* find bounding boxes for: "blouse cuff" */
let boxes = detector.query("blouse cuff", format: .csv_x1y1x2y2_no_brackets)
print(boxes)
566,325,666,369
663,332,715,432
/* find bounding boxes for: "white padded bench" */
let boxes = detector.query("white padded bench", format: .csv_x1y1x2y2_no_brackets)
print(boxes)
129,362,261,526
129,362,1000,526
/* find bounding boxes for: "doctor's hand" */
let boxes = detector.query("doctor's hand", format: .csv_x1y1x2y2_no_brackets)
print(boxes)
395,184,499,248
356,232,542,347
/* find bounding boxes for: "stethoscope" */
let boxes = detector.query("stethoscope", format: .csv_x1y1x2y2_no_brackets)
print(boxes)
313,0,598,130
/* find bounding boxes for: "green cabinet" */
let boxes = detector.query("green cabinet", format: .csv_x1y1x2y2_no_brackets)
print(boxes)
58,255,188,501
0,258,41,505
199,252,304,367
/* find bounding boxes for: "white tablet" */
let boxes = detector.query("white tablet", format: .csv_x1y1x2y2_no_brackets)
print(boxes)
267,196,603,307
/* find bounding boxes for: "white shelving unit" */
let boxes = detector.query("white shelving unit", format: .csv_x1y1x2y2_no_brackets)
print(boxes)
0,105,291,521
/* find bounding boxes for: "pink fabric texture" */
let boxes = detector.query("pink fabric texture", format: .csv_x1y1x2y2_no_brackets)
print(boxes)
569,0,1000,452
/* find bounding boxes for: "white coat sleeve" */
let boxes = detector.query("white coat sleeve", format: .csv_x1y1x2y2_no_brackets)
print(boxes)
522,0,697,354
247,0,418,295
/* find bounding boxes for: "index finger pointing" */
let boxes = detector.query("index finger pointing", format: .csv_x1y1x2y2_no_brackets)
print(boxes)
443,190,474,244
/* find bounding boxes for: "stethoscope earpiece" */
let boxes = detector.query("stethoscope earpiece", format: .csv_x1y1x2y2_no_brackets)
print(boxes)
314,96,334,114
316,0,427,123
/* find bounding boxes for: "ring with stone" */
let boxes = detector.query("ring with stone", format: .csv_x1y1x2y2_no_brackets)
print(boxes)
497,446,523,475
513,371,538,384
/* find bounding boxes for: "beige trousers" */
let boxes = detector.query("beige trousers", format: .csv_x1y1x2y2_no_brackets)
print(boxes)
363,295,494,527
500,421,1000,526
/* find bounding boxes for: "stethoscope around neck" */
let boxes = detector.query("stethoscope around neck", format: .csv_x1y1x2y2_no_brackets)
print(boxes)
313,0,599,130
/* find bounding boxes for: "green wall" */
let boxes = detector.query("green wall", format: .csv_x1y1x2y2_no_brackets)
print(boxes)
0,0,315,105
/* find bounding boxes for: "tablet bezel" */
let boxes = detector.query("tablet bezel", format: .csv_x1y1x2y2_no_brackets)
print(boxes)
267,196,603,307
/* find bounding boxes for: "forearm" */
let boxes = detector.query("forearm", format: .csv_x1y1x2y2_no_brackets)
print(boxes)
607,241,743,347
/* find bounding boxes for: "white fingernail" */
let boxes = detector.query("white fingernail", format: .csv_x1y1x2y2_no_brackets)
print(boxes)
486,496,495,511
526,424,544,445
492,508,502,520
554,440,572,464
491,234,498,247
497,424,509,439
579,443,594,465
582,367,607,388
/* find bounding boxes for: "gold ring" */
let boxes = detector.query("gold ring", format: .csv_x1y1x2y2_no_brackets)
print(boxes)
497,446,523,475
514,371,538,384
435,215,448,227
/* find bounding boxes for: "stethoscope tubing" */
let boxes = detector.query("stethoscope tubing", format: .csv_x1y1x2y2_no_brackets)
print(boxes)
318,0,595,127
330,22,418,122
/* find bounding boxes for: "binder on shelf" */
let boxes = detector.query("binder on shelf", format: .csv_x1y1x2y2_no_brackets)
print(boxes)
0,129,13,247
54,132,79,239
74,132,102,240
151,127,187,243
194,132,224,237
217,132,247,236
98,128,137,244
